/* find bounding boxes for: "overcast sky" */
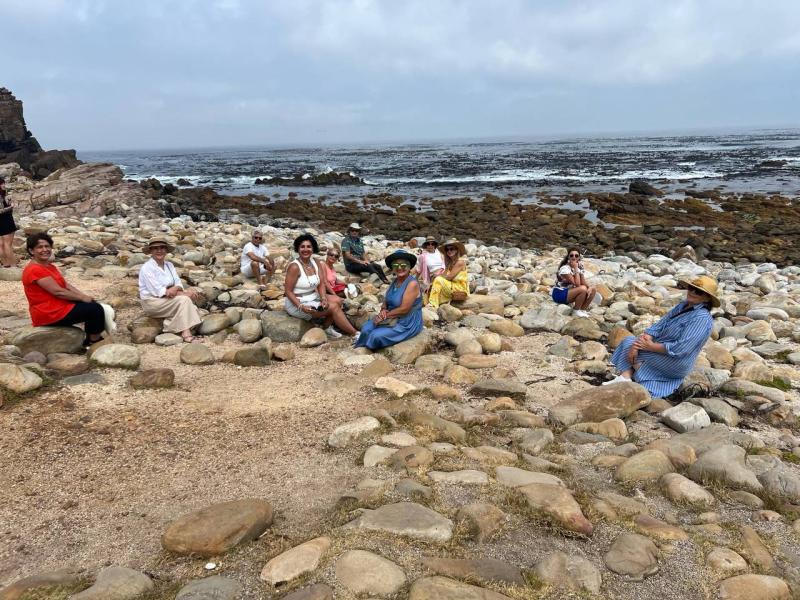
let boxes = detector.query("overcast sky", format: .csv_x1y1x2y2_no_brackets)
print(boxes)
4,0,800,151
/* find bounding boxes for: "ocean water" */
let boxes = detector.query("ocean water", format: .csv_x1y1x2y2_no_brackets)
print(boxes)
79,129,800,201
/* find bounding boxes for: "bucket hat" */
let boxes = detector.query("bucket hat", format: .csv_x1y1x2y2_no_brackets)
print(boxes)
143,237,176,254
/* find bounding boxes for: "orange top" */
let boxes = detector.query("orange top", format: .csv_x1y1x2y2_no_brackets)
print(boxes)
22,262,75,326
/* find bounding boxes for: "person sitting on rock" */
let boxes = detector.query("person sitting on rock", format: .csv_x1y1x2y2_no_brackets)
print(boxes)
412,235,445,294
355,250,423,350
284,234,359,341
240,230,274,289
604,275,719,398
342,223,390,284
138,237,204,343
427,238,469,308
22,232,106,346
321,245,358,299
551,247,596,317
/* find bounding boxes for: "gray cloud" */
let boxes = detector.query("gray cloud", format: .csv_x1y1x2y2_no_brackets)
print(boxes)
4,0,799,149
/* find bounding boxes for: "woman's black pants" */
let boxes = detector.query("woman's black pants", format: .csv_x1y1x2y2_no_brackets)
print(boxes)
53,301,105,336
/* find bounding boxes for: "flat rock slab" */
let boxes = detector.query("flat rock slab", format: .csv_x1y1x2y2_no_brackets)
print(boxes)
423,557,525,586
408,576,513,600
260,536,330,585
335,549,407,596
718,575,790,600
328,416,381,448
345,502,453,542
162,498,273,557
518,483,593,536
428,470,489,485
90,343,141,369
660,472,716,508
71,566,153,600
494,466,564,488
469,378,527,400
604,533,660,581
62,373,106,386
549,382,650,426
175,576,242,600
129,368,174,389
533,551,602,594
374,376,420,398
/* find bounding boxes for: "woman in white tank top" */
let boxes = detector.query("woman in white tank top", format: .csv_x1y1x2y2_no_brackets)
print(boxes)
284,234,360,341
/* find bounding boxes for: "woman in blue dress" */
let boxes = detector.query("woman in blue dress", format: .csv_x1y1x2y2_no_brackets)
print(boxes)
355,250,423,350
605,275,720,398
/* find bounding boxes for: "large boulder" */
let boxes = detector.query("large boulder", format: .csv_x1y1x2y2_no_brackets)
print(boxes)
161,499,273,557
11,325,85,355
687,444,762,492
260,311,313,343
549,382,650,426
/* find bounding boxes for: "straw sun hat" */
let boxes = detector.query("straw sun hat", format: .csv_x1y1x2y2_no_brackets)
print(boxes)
142,237,176,254
677,275,721,308
440,238,466,257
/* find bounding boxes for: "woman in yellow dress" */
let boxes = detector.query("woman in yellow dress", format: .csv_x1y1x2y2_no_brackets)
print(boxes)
427,238,469,308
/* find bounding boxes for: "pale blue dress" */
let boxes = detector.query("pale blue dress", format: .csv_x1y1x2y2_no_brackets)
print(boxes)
355,275,423,350
611,301,713,398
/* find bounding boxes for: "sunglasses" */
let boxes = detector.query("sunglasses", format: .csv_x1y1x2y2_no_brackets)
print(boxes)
150,245,168,251
327,253,340,258
445,247,457,252
391,262,410,269
568,253,580,258
253,236,263,240
687,286,707,296
423,242,436,247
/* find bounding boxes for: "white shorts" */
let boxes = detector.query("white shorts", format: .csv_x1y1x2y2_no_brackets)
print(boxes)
242,262,269,278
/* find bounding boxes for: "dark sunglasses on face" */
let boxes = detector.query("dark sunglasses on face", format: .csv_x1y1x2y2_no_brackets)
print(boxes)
391,262,410,269
687,286,707,296
253,236,263,240
151,245,168,251
569,253,580,258
327,253,340,258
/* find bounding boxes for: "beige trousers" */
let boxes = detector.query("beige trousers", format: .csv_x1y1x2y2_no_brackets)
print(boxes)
141,296,202,334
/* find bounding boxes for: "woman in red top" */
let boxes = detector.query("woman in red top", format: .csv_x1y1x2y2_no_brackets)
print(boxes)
22,232,105,345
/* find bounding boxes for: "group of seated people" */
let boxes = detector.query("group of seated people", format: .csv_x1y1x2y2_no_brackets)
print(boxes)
20,228,722,401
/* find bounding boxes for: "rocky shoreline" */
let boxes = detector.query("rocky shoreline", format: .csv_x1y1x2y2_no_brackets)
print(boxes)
0,189,798,598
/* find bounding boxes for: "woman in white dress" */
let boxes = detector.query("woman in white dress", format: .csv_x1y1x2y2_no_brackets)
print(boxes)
284,234,359,341
138,238,204,342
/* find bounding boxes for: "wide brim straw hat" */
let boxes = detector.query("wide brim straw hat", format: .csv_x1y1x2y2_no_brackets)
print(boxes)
142,237,176,254
423,235,438,247
384,249,417,270
348,222,362,230
440,238,466,257
677,275,721,308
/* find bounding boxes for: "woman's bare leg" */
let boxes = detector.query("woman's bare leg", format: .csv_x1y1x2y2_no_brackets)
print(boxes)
328,303,357,335
567,287,587,309
580,287,597,309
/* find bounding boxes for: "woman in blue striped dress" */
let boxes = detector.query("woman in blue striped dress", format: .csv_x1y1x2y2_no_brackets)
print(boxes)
605,275,720,398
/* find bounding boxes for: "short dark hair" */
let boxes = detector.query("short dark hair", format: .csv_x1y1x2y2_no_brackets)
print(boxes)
293,233,319,253
26,232,54,254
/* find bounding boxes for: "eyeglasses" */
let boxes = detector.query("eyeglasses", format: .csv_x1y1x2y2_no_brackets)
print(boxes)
568,253,580,258
391,262,410,269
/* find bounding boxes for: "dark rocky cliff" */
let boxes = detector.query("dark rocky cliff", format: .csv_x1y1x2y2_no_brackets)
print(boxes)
0,87,81,178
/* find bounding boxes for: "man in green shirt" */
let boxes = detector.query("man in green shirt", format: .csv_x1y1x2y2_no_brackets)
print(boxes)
342,223,389,284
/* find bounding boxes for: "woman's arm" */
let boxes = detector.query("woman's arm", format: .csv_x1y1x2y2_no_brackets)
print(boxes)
443,259,466,281
36,277,92,302
385,279,420,318
315,260,329,309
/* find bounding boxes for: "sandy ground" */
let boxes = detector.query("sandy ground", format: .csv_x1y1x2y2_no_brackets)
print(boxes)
1,274,799,599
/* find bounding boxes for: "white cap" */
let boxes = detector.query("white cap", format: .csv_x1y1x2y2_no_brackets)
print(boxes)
348,222,361,230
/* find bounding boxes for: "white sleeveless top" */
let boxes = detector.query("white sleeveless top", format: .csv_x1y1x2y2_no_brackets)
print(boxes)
292,259,321,302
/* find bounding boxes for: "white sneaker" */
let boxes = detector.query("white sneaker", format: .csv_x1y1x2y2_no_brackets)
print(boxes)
352,331,361,345
325,326,343,339
573,310,590,318
602,375,632,386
